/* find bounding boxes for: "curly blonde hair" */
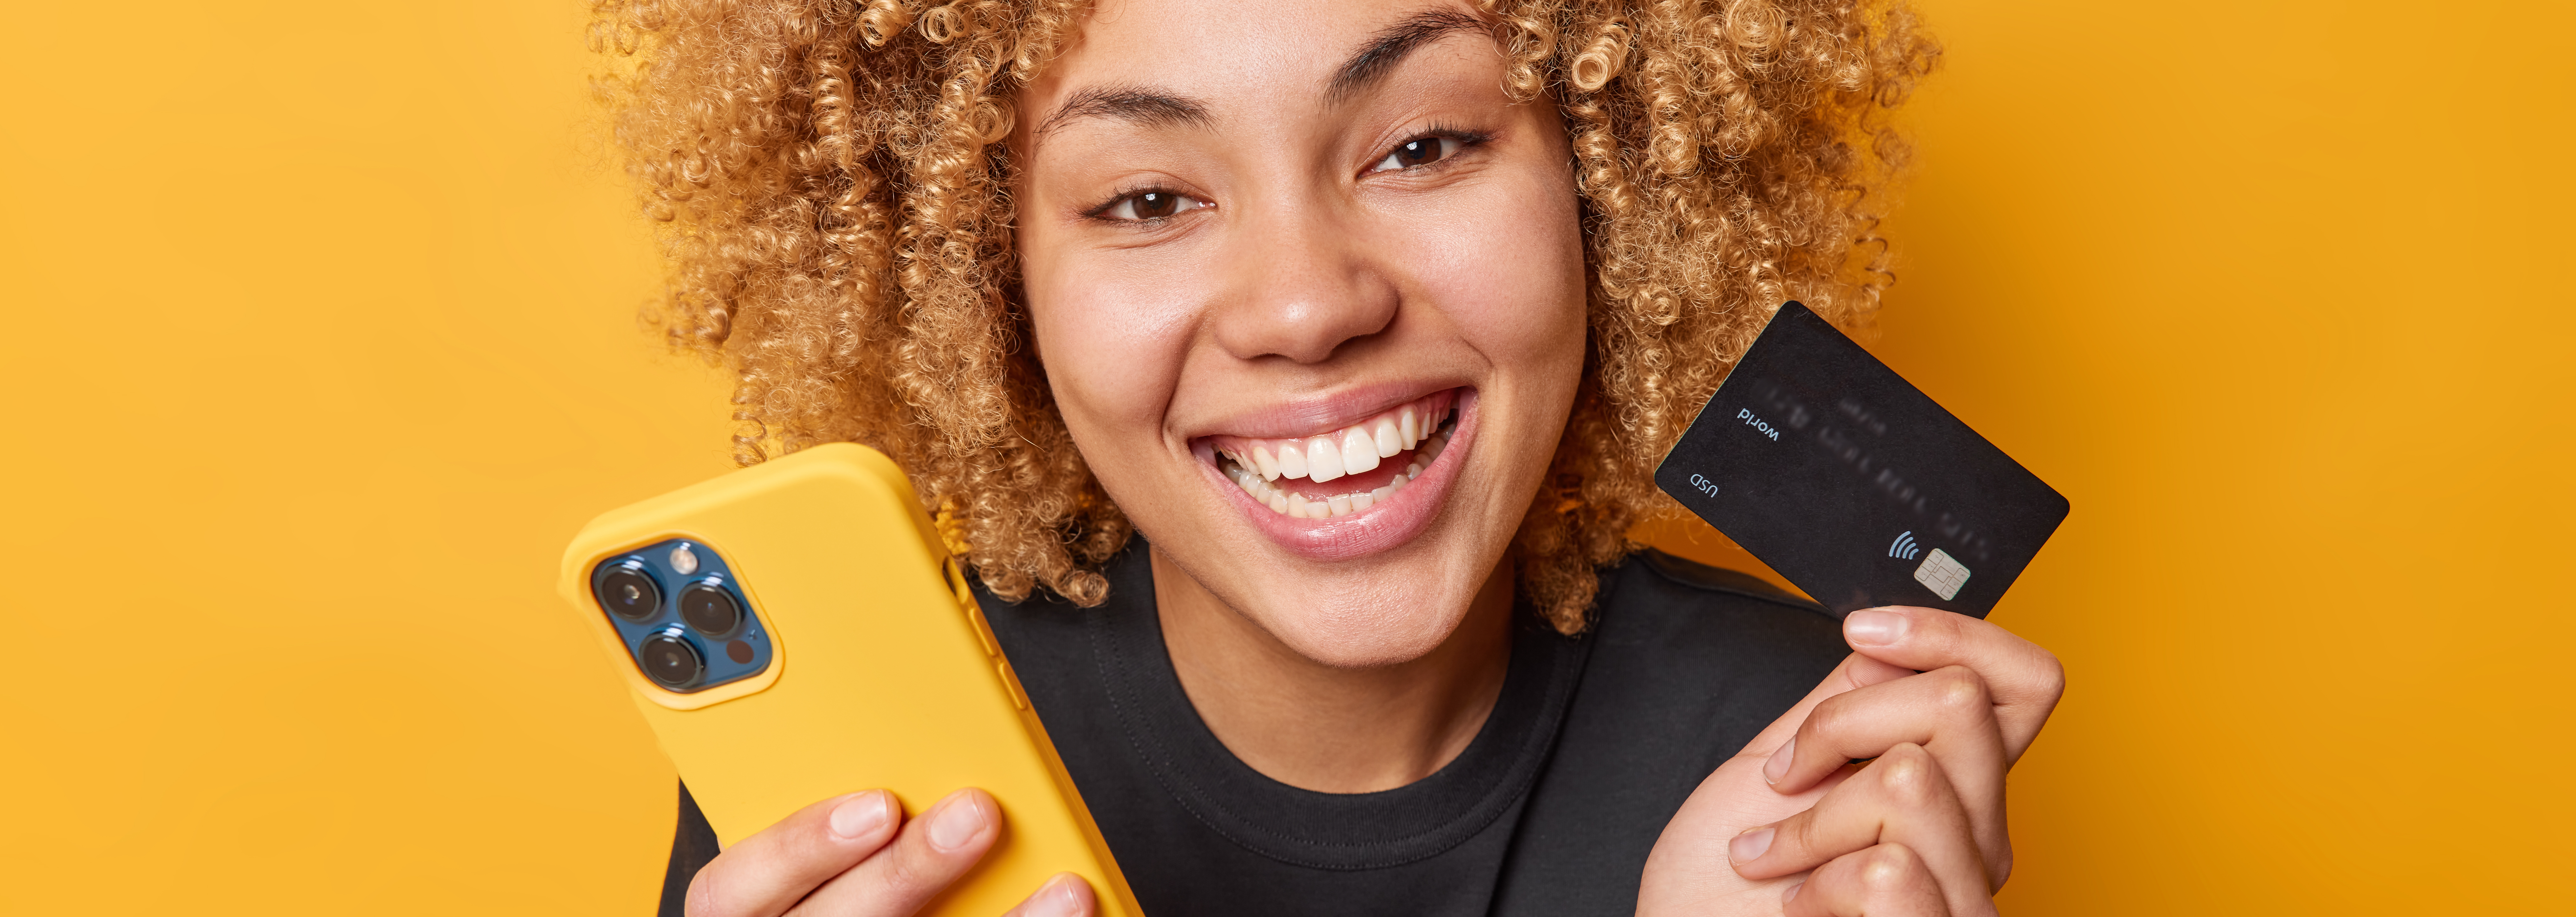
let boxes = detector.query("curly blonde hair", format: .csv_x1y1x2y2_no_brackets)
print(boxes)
590,0,1936,633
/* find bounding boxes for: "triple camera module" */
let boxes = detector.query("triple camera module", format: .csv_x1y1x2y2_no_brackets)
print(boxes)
589,540,773,692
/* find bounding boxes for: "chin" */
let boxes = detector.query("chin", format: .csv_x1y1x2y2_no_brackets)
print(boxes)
1250,583,1477,669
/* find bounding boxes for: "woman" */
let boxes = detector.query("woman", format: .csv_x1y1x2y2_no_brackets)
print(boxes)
596,0,2063,914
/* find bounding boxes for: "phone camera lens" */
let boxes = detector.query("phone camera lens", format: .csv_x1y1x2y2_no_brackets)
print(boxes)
679,582,743,637
638,632,703,688
597,562,662,622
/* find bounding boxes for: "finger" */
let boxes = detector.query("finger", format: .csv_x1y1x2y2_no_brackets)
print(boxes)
1731,744,1992,915
1780,843,1961,917
999,873,1097,917
1764,665,2004,794
684,790,902,917
1735,652,1920,763
1842,606,2064,760
1761,664,2010,884
1640,650,1895,917
788,788,1002,917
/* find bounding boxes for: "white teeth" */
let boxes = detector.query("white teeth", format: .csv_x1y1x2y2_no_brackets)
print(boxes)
1208,392,1460,520
1306,435,1345,483
1217,445,1417,520
1277,442,1308,479
1340,428,1380,474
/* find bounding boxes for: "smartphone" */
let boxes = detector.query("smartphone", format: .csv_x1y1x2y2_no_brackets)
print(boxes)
556,442,1142,917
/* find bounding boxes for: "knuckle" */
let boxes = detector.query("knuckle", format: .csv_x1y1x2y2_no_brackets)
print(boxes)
1871,744,1939,806
883,838,944,892
1882,740,1935,767
1805,695,1857,743
1930,666,1991,714
1789,812,1832,854
1858,843,1927,891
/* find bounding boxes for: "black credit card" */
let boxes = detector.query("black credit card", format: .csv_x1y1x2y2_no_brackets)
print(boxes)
1654,302,2069,619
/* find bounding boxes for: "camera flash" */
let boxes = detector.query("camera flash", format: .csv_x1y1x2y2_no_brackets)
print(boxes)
668,544,700,575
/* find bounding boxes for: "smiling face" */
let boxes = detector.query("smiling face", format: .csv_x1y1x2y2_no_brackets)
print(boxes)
1013,1,1590,668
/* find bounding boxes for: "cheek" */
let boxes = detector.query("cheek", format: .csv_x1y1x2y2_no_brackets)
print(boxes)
1410,183,1589,372
1021,242,1202,441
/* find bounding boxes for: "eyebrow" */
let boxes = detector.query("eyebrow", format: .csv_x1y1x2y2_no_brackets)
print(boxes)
1034,86,1214,137
1328,9,1489,103
1032,9,1489,138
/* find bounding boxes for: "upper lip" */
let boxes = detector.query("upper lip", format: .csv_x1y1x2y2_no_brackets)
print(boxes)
1180,379,1469,443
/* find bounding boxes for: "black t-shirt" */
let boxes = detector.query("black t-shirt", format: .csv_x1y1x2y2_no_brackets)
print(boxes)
660,543,1847,916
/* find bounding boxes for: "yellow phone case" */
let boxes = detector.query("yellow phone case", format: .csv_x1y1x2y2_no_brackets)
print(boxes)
557,443,1142,917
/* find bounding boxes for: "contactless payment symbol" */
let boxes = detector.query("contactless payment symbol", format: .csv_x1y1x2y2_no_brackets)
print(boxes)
1913,549,1970,601
1888,531,1968,599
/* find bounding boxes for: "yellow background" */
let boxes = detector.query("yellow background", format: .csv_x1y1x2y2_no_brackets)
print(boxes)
2,0,2565,913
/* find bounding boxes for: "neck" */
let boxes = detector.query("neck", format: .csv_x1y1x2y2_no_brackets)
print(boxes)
1150,546,1515,794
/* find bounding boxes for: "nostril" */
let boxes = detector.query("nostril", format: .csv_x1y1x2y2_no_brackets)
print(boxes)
1208,253,1403,365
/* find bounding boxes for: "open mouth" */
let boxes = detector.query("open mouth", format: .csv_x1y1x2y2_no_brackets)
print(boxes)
1199,389,1460,520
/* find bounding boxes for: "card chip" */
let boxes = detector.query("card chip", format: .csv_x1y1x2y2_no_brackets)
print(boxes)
1914,549,1970,601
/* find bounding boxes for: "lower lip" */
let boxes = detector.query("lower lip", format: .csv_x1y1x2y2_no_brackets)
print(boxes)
1199,389,1481,562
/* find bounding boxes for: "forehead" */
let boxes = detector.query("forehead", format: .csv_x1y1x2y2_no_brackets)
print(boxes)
1021,0,1487,132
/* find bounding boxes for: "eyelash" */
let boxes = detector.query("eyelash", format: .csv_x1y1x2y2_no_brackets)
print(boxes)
1082,183,1206,224
1367,125,1494,175
1080,126,1498,225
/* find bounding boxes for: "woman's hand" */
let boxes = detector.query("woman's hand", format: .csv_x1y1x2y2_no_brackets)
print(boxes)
684,787,1096,917
1637,606,2064,916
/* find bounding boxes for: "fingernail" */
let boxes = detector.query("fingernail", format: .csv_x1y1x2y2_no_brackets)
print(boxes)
926,791,991,852
1845,608,1906,647
1762,737,1796,784
1729,826,1774,863
1025,874,1088,917
1781,880,1804,904
828,791,892,841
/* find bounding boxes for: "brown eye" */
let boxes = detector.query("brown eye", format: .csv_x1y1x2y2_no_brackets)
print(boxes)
1103,189,1206,222
1371,136,1455,173
1133,191,1179,218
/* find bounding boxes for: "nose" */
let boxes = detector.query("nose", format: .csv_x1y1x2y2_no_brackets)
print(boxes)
1207,199,1399,365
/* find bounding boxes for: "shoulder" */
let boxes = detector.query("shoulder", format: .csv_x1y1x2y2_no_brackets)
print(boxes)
1551,548,1849,758
1588,548,1848,674
1564,548,1848,710
1607,548,1823,612
974,538,1152,651
1489,551,1848,912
